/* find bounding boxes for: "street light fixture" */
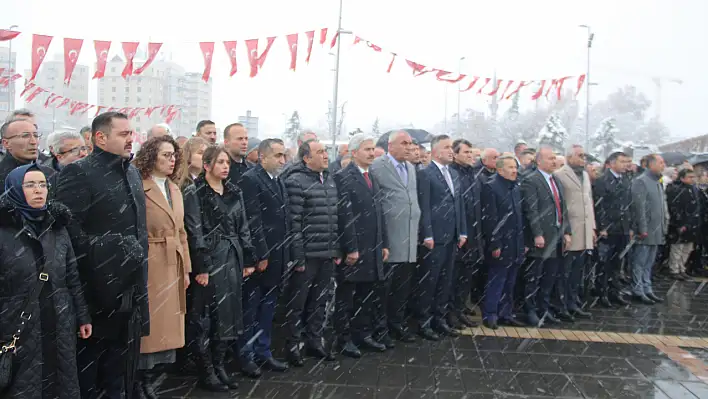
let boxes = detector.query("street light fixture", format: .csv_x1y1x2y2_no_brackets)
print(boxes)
579,25,594,149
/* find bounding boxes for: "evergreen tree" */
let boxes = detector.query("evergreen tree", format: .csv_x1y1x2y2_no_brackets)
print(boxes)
284,110,301,143
591,117,621,159
348,127,363,137
537,114,568,152
372,117,381,137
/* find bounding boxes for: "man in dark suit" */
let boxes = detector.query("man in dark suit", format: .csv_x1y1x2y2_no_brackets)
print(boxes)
481,155,526,329
415,134,467,340
333,134,390,358
238,139,290,376
520,146,572,327
223,122,251,186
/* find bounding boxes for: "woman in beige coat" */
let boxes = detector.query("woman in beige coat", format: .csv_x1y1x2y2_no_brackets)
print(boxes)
133,136,192,398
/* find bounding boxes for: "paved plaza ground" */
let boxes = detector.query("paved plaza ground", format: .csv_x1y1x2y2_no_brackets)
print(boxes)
156,278,708,398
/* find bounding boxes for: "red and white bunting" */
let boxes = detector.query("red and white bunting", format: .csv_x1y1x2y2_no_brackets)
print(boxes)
245,37,276,78
63,38,83,84
286,33,299,71
200,42,215,82
30,34,53,81
134,42,163,75
92,40,112,79
223,41,238,76
120,42,140,78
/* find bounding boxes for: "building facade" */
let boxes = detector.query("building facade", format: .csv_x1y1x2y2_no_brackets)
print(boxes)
0,46,17,122
238,110,259,138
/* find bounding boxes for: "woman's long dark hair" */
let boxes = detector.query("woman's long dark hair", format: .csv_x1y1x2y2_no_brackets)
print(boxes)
133,136,182,182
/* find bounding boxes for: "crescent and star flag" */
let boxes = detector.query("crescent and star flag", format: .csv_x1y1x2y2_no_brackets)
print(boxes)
63,38,83,84
31,34,53,81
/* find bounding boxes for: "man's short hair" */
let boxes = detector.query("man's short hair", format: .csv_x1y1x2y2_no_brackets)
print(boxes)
297,139,318,161
452,138,473,154
196,119,215,133
678,168,695,180
514,142,527,153
349,133,375,152
297,130,317,144
430,134,451,150
606,151,628,164
79,125,92,135
520,149,535,157
223,122,244,140
565,144,583,157
0,118,29,139
5,108,34,123
387,130,408,144
645,154,661,167
46,131,84,154
496,154,516,169
258,138,284,157
92,112,129,138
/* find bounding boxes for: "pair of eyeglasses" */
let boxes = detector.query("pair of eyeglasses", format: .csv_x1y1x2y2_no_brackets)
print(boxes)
22,182,49,190
160,152,176,160
58,146,89,156
5,132,42,140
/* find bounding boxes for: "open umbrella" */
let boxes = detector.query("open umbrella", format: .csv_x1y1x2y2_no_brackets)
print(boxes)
659,151,690,166
376,129,433,149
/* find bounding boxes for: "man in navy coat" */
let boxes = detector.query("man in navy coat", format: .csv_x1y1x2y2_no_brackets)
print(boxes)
239,139,290,375
415,134,467,340
480,155,526,329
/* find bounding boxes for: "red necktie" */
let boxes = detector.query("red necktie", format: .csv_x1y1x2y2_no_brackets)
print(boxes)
363,171,372,189
550,177,562,225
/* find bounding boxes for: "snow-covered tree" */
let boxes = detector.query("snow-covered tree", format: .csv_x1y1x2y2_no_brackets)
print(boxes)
284,110,301,144
537,114,568,152
372,117,381,137
591,117,621,159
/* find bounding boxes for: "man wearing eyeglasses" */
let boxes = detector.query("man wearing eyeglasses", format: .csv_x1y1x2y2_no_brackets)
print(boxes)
44,131,90,171
0,118,55,190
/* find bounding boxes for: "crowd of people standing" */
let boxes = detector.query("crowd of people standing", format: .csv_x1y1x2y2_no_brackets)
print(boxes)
0,108,700,398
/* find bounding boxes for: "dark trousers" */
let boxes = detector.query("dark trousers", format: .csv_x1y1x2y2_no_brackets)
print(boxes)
483,260,520,321
450,252,482,314
77,336,129,399
414,241,456,326
596,234,629,296
556,250,587,312
523,257,561,316
385,262,415,330
238,278,280,361
333,281,375,342
285,258,334,346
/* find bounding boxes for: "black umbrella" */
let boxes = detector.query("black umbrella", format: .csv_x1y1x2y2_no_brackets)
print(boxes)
688,153,708,166
376,129,433,149
659,151,690,166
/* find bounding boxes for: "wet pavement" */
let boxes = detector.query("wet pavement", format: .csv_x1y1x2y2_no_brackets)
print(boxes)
156,278,708,398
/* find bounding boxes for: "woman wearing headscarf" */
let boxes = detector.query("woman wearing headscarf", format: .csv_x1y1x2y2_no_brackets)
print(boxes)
0,164,92,398
132,136,191,399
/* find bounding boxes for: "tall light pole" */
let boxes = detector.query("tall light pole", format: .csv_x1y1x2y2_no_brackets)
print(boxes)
456,56,465,137
7,25,18,112
579,25,594,149
330,0,352,149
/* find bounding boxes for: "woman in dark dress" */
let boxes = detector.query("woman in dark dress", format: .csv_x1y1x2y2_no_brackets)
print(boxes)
0,164,92,398
182,146,256,392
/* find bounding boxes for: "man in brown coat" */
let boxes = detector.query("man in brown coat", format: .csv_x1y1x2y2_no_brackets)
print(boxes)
553,145,594,318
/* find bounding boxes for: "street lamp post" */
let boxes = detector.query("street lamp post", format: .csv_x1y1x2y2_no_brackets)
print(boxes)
579,25,594,149
7,25,18,113
456,56,465,137
330,0,352,150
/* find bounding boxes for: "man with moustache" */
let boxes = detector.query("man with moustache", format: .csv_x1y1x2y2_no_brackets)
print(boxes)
238,139,291,375
415,134,467,339
56,112,149,399
0,118,55,191
223,123,251,186
333,134,389,357
195,119,217,144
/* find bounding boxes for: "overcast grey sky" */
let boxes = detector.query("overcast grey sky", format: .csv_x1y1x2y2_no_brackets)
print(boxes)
3,0,706,141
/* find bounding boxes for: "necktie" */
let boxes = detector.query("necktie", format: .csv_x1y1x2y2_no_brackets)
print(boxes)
549,176,562,225
442,166,454,195
363,171,372,189
319,173,324,184
397,163,407,187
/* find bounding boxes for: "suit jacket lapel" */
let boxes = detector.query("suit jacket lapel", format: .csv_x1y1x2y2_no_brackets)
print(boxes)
256,165,281,202
431,164,453,196
143,178,176,226
561,166,582,189
384,156,406,188
347,163,370,190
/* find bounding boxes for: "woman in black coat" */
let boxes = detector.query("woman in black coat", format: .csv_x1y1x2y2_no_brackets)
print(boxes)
0,164,91,398
182,146,256,392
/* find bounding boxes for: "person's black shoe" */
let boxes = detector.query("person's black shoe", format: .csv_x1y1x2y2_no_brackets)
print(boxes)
632,294,655,305
433,322,460,337
570,308,592,319
286,346,304,367
446,312,465,329
359,336,387,352
499,317,526,327
140,370,159,399
599,296,615,308
557,312,575,323
256,357,289,372
610,294,630,306
377,334,396,349
239,359,262,379
214,365,239,389
455,312,478,328
390,326,416,343
463,306,477,316
541,313,561,325
646,293,664,303
338,340,362,358
670,273,687,281
197,376,229,392
681,272,693,280
483,319,499,330
305,342,329,359
418,327,441,341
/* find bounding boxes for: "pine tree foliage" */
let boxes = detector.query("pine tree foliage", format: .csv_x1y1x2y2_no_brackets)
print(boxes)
537,114,568,152
591,117,621,158
284,111,301,143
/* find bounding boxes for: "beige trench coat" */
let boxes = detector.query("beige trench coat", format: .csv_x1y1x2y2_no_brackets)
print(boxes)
140,178,192,354
554,165,595,251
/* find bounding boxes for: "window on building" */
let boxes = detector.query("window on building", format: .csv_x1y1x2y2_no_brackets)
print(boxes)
112,87,116,92
125,96,129,103
136,117,141,123
111,96,116,102
137,87,141,93
111,67,116,73
137,97,141,104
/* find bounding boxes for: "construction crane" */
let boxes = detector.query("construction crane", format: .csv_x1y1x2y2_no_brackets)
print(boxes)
651,76,683,121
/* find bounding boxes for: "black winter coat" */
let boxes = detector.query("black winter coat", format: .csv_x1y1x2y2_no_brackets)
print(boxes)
593,170,633,235
54,147,149,339
450,162,484,260
284,163,343,262
481,175,525,266
333,163,387,282
0,200,90,399
182,176,256,338
666,181,701,244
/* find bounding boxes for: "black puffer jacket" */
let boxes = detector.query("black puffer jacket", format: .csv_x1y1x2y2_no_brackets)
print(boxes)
283,163,342,262
0,200,90,399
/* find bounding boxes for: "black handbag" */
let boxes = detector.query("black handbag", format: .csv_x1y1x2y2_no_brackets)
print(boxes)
0,234,55,390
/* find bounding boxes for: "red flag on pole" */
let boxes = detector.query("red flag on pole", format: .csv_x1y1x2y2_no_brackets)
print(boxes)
134,42,163,75
92,40,112,79
121,42,140,78
329,31,339,49
63,38,83,84
223,41,238,76
31,34,53,81
319,28,328,45
0,30,20,41
286,34,298,71
199,42,215,82
387,54,397,73
245,37,276,78
575,74,586,96
305,31,315,64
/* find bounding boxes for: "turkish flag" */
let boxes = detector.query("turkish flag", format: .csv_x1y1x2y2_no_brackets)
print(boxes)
319,28,328,45
0,73,20,87
31,34,53,81
134,42,163,75
575,74,586,96
93,40,112,79
544,76,571,99
498,80,515,99
200,42,215,82
94,106,107,116
63,38,83,84
435,70,466,83
20,82,36,97
387,54,397,73
223,41,238,76
505,81,532,99
0,30,20,41
330,31,339,49
286,33,298,71
25,87,47,103
476,78,492,94
245,37,276,78
304,31,315,64
44,93,57,108
80,105,95,115
531,80,546,100
487,80,503,96
121,42,140,78
56,98,71,108
405,60,426,75
460,77,480,92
